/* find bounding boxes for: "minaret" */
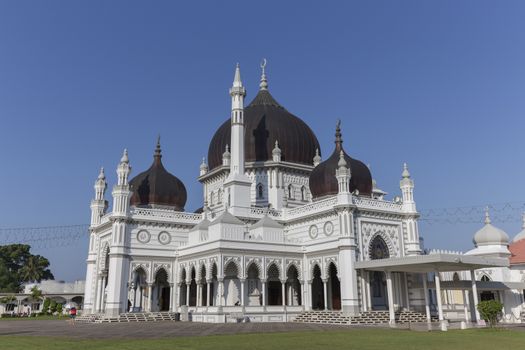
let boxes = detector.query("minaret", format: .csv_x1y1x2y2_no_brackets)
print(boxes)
400,163,421,255
200,157,208,176
229,63,247,175
268,140,285,209
336,151,351,196
223,64,252,214
85,167,107,314
105,149,132,316
90,167,107,227
272,141,281,162
222,145,231,167
313,148,321,167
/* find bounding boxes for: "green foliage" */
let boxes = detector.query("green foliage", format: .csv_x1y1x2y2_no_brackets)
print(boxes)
41,298,50,314
55,303,63,314
0,244,54,293
0,295,16,304
477,299,503,327
49,300,57,314
30,286,43,301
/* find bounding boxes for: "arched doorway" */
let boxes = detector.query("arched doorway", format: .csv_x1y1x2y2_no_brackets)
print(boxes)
247,263,262,306
132,267,147,312
267,263,281,305
154,268,170,311
179,268,187,306
200,265,207,307
328,263,341,310
224,261,240,306
189,267,197,306
286,265,301,306
311,264,324,310
369,235,389,310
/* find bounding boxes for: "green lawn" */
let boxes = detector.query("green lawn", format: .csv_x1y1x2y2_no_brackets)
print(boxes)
2,329,525,350
0,315,69,321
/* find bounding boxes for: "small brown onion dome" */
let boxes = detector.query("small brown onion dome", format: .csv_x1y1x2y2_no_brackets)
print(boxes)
309,122,372,199
207,84,321,170
129,139,187,210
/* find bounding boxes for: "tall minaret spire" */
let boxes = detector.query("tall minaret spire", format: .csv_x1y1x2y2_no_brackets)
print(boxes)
229,63,247,175
260,58,268,90
223,63,251,214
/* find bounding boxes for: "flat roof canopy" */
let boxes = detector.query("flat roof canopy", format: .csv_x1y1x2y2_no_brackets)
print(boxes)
354,253,508,273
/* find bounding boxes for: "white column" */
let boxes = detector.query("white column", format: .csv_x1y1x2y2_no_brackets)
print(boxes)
206,280,211,307
470,270,480,323
262,280,267,307
386,271,395,324
147,283,153,312
404,273,410,311
463,289,470,322
169,283,174,312
131,285,137,311
307,281,313,310
281,280,286,307
434,273,444,321
240,279,245,307
196,283,201,307
422,273,431,322
322,279,328,310
218,279,224,306
186,283,190,306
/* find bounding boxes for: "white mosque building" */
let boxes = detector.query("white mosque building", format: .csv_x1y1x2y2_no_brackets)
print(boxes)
82,63,524,325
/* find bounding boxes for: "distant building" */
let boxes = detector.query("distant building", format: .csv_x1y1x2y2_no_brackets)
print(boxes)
0,280,84,315
83,62,522,325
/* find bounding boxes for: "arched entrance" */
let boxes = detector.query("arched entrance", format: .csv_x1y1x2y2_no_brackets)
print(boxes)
131,267,147,312
189,267,197,306
247,263,262,306
224,261,240,306
267,263,281,305
154,268,170,311
200,265,207,307
328,263,341,310
286,265,301,306
369,235,390,310
179,268,187,306
311,264,324,310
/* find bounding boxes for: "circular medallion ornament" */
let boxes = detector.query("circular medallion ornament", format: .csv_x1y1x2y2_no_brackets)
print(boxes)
137,230,150,244
158,231,171,245
324,221,334,236
309,225,319,239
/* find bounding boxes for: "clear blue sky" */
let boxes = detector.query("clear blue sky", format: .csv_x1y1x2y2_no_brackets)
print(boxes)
1,1,524,281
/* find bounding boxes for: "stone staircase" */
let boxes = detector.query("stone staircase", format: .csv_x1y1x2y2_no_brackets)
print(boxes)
294,310,437,326
75,312,178,323
294,311,352,325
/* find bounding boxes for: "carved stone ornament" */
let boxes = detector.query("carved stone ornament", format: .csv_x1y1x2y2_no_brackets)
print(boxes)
158,231,171,245
309,225,319,239
323,221,334,236
137,230,151,244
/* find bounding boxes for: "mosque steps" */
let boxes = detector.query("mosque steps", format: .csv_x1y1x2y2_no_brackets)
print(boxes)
294,310,437,325
77,312,178,323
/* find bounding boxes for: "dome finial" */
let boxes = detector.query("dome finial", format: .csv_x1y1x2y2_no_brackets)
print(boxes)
98,167,105,180
484,207,491,225
338,150,347,168
313,148,321,166
402,163,410,178
120,149,129,163
154,135,162,161
260,58,268,90
335,119,343,151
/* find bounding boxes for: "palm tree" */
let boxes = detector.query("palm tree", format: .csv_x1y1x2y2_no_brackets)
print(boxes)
19,255,54,283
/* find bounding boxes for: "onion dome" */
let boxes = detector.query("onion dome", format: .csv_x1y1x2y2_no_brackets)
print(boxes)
473,209,509,246
129,138,187,210
309,121,372,199
512,213,525,242
207,69,321,170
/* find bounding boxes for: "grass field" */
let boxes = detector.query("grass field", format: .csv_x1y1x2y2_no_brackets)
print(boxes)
2,328,524,350
0,315,69,321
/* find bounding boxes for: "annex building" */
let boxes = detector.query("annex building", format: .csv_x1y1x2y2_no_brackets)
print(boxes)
82,63,524,326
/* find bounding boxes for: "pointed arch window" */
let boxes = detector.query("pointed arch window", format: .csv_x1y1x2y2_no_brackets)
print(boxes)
301,186,306,201
369,235,389,260
288,184,294,199
257,183,264,199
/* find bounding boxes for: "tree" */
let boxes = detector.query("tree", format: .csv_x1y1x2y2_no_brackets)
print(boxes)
30,286,43,302
49,300,57,314
477,300,503,327
56,303,63,315
0,244,54,292
41,298,50,314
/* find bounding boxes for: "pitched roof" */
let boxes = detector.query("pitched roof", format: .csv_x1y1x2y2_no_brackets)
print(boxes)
212,211,245,226
509,239,525,265
250,215,283,230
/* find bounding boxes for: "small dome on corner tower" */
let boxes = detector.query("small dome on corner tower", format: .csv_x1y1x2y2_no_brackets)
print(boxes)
129,137,187,211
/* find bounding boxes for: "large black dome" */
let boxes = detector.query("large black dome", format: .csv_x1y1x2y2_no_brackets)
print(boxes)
309,123,372,199
129,141,187,210
207,88,321,170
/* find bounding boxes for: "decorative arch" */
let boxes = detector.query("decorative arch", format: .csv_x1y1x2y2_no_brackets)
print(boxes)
179,266,187,283
99,243,110,271
246,259,263,279
223,257,242,277
266,260,282,280
480,274,491,282
285,260,302,281
324,258,338,280
368,233,393,260
257,183,264,199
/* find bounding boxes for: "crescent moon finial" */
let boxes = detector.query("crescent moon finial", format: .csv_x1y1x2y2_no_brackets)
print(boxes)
261,58,267,74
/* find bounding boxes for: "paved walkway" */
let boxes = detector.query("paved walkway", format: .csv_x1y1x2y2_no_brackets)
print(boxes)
0,320,350,339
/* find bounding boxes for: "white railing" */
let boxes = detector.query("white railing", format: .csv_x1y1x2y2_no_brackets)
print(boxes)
353,197,403,212
285,197,338,219
130,207,202,224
